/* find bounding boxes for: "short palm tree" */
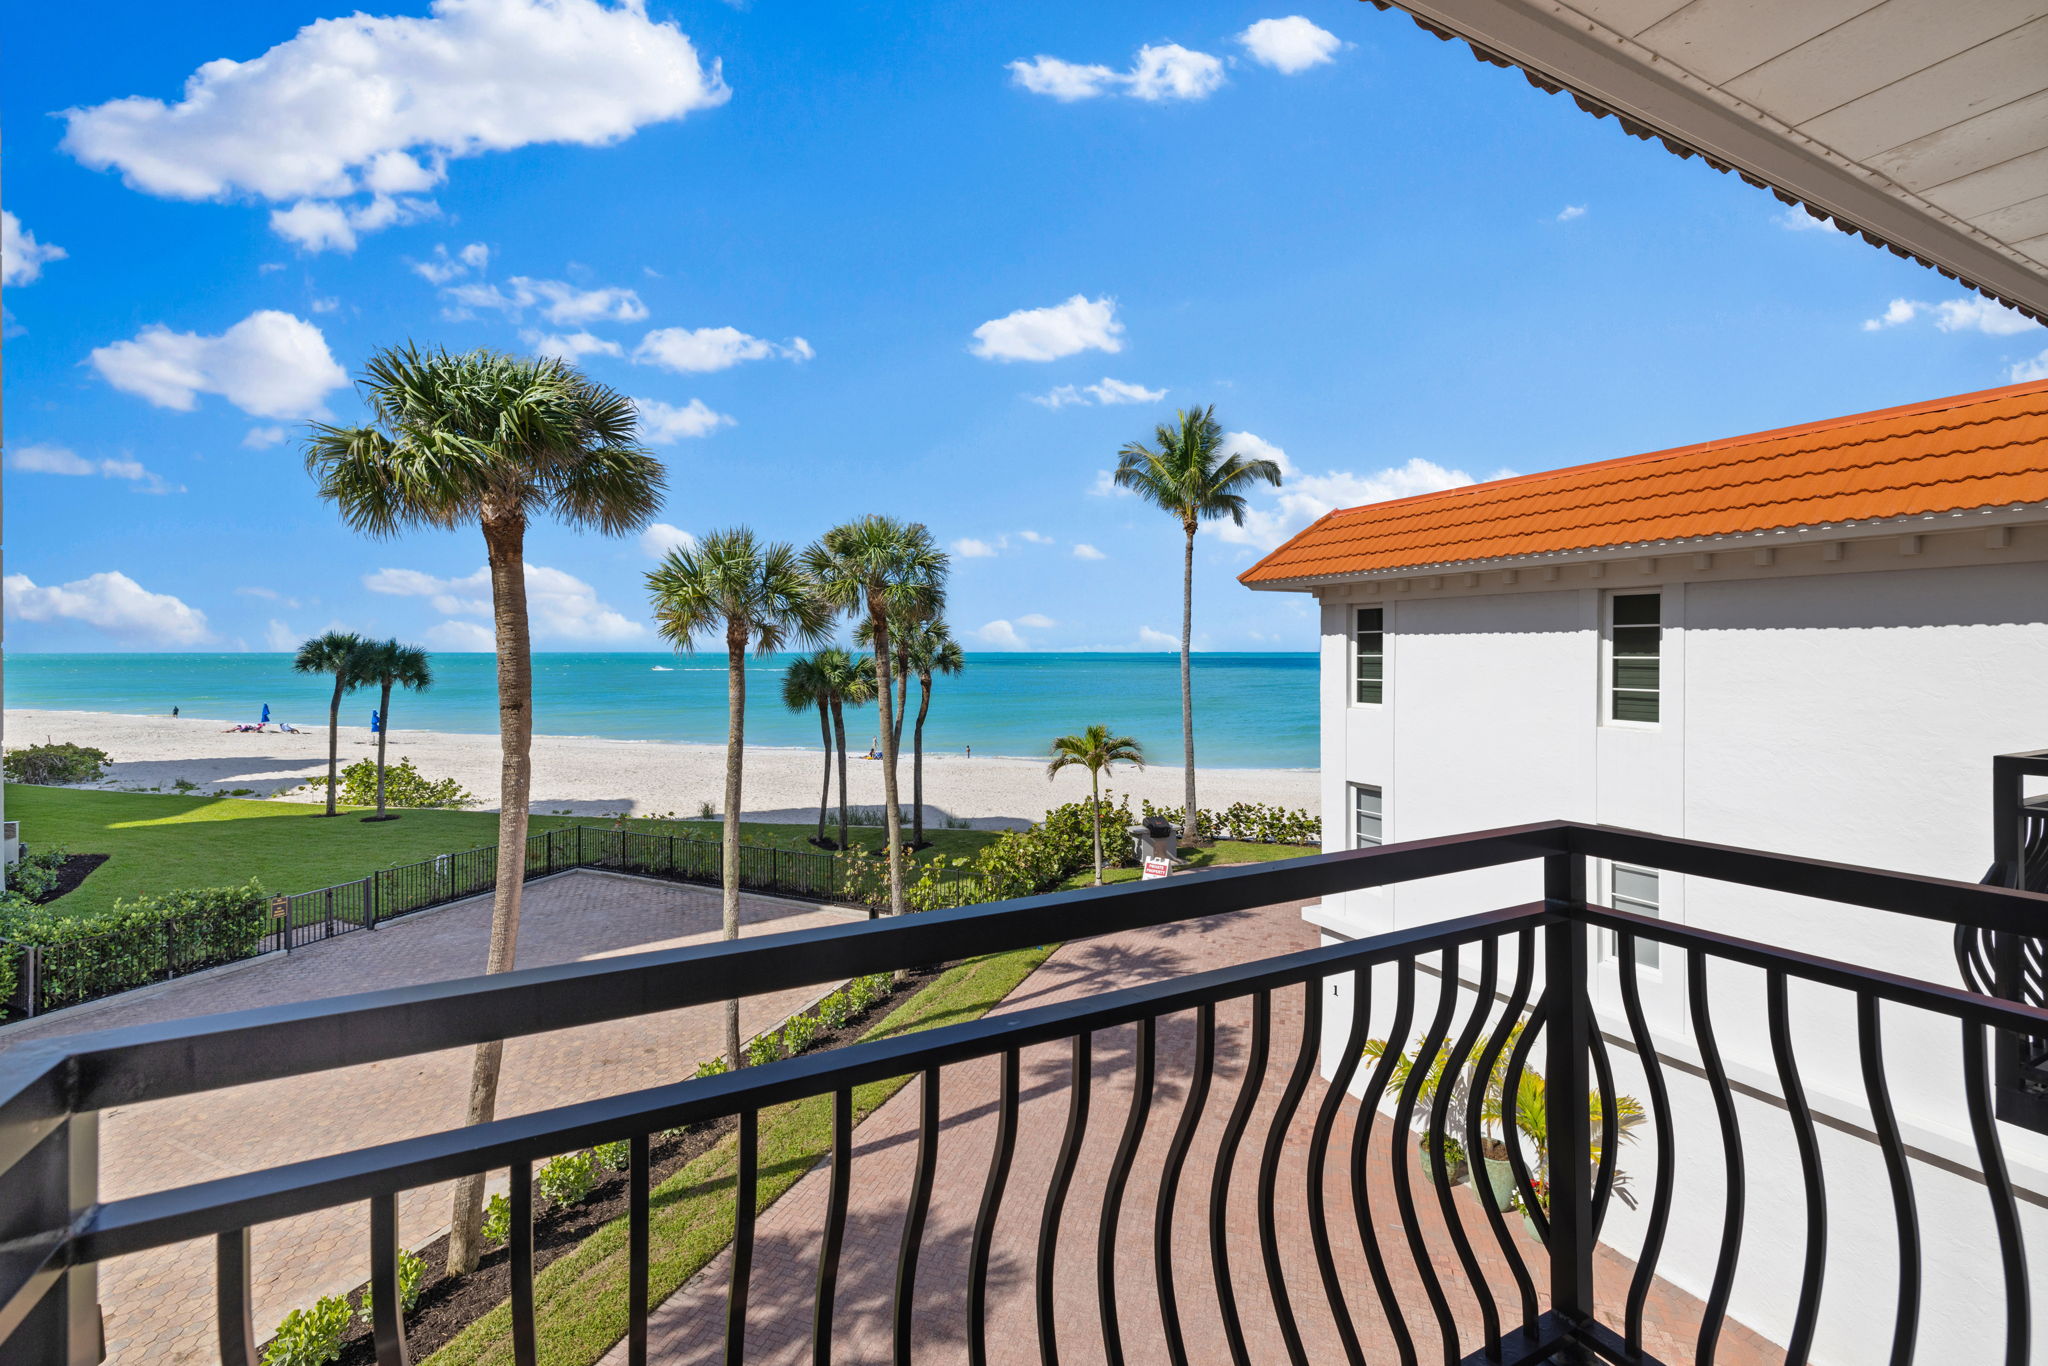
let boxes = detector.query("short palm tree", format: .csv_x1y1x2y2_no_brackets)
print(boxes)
1047,725,1144,884
818,647,874,850
781,652,838,847
304,343,663,1275
647,528,832,1068
1114,406,1282,840
905,620,964,847
292,631,370,817
357,640,434,821
805,517,948,914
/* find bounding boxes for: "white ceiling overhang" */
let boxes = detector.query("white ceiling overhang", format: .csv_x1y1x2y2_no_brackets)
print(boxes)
1367,0,2048,323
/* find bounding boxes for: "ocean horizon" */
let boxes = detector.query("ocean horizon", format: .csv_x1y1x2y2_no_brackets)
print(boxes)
4,651,1319,771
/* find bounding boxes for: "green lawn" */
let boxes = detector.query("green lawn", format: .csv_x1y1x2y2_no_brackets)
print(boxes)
4,785,1002,920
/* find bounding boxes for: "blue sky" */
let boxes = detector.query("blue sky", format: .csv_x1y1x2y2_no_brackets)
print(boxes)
5,0,2044,655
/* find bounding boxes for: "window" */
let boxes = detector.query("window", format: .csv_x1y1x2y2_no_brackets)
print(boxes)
1352,784,1383,848
1354,607,1385,704
1602,865,1661,969
1607,592,1661,724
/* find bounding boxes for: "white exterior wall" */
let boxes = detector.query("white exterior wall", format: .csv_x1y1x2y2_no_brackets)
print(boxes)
1297,521,2048,1363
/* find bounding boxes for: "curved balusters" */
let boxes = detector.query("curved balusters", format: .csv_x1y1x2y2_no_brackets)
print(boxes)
1210,990,1271,1366
1389,943,1464,1362
1425,938,1504,1351
1306,971,1372,1366
1155,1005,1215,1366
1688,955,1745,1366
1464,929,1541,1341
1857,996,1920,1366
1616,934,1674,1360
1350,960,1421,1366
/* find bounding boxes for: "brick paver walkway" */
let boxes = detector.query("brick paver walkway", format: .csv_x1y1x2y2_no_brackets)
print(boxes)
599,900,1776,1366
0,870,860,1366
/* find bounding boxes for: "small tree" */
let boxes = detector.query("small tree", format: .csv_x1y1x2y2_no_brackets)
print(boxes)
1047,725,1144,884
293,631,370,817
905,620,964,848
782,653,838,847
818,647,874,850
357,640,434,821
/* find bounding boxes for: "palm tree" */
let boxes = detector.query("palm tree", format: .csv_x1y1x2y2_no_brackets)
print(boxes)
292,631,370,817
357,640,434,821
904,620,964,847
818,647,874,850
1114,406,1282,840
1047,725,1144,884
304,343,663,1275
647,528,831,1068
781,652,838,846
854,606,921,753
805,518,948,914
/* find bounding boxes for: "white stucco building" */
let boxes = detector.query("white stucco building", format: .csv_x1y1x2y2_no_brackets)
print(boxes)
1245,376,2048,1361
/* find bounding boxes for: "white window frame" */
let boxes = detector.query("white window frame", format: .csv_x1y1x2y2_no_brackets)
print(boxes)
1352,606,1386,707
1600,863,1661,970
1351,783,1383,849
1603,590,1662,728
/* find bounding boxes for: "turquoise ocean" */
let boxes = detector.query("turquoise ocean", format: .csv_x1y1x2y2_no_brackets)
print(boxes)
5,653,1318,770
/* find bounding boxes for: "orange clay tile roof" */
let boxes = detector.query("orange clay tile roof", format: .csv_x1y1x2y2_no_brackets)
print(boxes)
1241,377,2048,585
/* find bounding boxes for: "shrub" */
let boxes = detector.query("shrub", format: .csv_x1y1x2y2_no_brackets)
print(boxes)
306,757,475,809
745,1029,784,1068
262,1295,353,1366
782,1012,820,1055
1139,798,1319,846
592,1139,631,1171
692,1055,731,1080
0,880,269,1013
816,990,851,1031
536,1150,599,1207
480,1192,512,1246
4,742,110,786
356,1248,428,1321
6,845,70,902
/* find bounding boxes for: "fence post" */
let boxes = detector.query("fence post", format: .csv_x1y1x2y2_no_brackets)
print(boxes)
21,944,42,1019
577,824,585,867
0,1110,101,1363
362,876,376,931
1543,849,1595,1359
162,919,177,983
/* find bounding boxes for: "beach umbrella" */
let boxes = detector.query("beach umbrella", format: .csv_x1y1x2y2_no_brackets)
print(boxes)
261,703,270,723
371,709,382,734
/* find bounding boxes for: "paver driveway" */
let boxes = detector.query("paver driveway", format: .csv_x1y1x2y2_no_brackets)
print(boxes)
597,898,1776,1366
0,869,861,1366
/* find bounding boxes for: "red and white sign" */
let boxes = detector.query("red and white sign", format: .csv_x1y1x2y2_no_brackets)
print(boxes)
1142,857,1173,880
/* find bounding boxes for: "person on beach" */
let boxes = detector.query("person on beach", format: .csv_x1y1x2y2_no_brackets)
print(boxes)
965,744,970,759
171,706,179,718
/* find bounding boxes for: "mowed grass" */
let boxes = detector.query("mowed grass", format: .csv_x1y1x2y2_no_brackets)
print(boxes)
5,785,1003,920
426,943,1054,1366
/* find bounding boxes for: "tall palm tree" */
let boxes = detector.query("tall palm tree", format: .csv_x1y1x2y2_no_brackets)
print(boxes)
806,517,948,914
304,343,663,1275
781,652,838,847
1048,725,1145,885
855,607,920,753
904,620,964,847
292,631,370,817
357,640,434,821
647,528,831,1068
1114,406,1282,840
818,647,874,850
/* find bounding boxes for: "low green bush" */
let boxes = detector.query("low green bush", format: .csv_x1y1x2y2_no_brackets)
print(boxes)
357,1247,429,1320
745,1029,784,1068
816,990,852,1030
5,845,69,902
3,742,111,786
782,1012,820,1055
262,1295,353,1366
592,1139,631,1171
691,1055,730,1080
537,1151,599,1207
480,1192,512,1246
1139,797,1320,845
0,880,269,1013
306,756,476,809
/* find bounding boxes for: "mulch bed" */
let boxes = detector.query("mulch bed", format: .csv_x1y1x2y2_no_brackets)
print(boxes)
26,853,109,904
294,960,953,1365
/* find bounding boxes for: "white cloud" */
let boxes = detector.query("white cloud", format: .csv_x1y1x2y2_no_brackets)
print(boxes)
1032,375,1165,407
242,425,290,448
1777,206,1830,232
9,443,184,494
238,586,302,609
1235,16,1341,74
446,275,647,324
414,241,490,284
2,212,67,285
88,309,347,418
1556,204,1587,222
953,537,999,558
1016,530,1052,544
528,330,625,362
271,194,437,253
62,0,728,250
633,325,813,373
1212,431,1478,552
972,295,1123,363
974,619,1027,649
1863,296,2041,336
640,523,698,558
1090,469,1129,497
1011,44,1224,102
2011,349,2048,383
6,570,210,644
263,618,300,651
634,396,733,442
366,562,645,641
1016,613,1056,629
1072,543,1106,560
309,296,340,314
1137,626,1178,649
429,620,498,650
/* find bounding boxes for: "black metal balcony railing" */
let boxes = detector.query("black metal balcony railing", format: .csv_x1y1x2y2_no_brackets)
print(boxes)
1,822,2044,1365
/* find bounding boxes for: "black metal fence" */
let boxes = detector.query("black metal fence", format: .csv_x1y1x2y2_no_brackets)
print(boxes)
2,825,847,1020
3,821,2043,1365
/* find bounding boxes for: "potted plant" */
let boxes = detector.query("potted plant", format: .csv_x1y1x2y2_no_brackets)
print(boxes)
1361,1035,1473,1187
1500,1064,1646,1238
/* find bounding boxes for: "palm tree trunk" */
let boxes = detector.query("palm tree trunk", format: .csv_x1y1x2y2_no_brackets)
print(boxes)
447,509,532,1276
1091,767,1103,885
892,653,908,752
322,675,344,816
815,702,832,845
722,630,746,1069
373,678,393,817
1179,523,1198,841
831,697,850,849
871,608,906,915
912,672,932,847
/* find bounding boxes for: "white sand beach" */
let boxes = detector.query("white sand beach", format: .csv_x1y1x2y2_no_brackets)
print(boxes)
4,709,1318,829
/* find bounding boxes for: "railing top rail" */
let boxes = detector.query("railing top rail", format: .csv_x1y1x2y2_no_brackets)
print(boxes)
0,821,1570,1133
73,902,1553,1265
